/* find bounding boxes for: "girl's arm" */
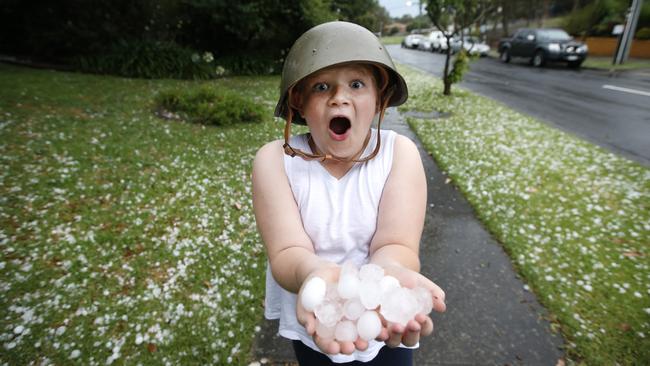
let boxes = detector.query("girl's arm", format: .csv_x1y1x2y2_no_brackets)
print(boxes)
253,140,359,355
252,139,336,293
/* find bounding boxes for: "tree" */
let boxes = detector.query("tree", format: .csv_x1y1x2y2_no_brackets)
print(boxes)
330,0,390,33
426,0,495,95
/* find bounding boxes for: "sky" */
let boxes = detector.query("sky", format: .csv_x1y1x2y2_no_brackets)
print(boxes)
378,0,425,19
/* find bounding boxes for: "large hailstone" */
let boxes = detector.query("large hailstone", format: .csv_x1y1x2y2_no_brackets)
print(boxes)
359,263,384,282
356,311,382,341
314,300,343,327
338,274,360,299
334,320,358,342
380,287,419,326
316,321,336,340
301,277,327,312
379,275,400,296
342,298,365,320
358,279,381,310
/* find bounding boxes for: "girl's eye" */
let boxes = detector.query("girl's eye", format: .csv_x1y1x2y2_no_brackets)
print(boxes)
312,83,329,92
350,80,365,89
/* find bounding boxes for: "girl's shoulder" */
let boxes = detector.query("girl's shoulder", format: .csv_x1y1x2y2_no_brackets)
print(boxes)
255,139,284,162
253,139,286,178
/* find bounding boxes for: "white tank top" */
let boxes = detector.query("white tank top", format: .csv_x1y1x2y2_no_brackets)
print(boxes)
264,129,396,363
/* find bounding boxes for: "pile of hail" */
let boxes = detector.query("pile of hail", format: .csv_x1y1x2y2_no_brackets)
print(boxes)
300,262,433,343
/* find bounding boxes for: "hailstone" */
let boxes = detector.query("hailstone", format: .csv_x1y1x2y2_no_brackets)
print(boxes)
338,274,360,299
356,311,382,341
334,320,357,342
301,277,326,312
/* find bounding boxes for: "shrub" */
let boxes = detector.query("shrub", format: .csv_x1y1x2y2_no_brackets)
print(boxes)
636,27,650,40
155,86,265,126
77,40,215,79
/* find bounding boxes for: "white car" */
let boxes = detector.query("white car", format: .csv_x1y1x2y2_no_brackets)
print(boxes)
401,34,425,49
419,31,446,52
450,36,490,56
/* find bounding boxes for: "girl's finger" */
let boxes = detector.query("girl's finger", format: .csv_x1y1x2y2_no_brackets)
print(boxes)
339,341,356,355
430,285,446,313
354,338,369,351
401,319,421,347
415,313,434,337
385,322,405,348
314,335,340,355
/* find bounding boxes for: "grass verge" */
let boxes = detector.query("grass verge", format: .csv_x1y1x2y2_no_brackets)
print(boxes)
399,64,649,365
583,57,650,71
0,63,282,365
380,35,405,45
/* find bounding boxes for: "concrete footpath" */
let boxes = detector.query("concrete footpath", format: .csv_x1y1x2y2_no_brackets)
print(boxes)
251,109,565,365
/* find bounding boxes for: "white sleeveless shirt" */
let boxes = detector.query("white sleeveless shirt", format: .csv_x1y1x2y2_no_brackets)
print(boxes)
264,129,396,363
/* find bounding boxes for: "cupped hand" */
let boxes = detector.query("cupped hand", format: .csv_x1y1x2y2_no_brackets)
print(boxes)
375,264,446,348
296,265,364,355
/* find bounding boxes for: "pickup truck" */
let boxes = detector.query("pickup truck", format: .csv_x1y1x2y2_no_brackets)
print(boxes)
498,28,588,68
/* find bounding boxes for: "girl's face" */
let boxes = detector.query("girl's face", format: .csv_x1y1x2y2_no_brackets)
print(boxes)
296,64,379,160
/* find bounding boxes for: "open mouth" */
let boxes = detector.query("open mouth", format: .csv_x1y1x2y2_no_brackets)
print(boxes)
329,117,351,136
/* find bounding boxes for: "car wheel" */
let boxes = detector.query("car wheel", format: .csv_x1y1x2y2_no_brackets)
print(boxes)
532,50,545,67
499,49,511,63
568,60,583,69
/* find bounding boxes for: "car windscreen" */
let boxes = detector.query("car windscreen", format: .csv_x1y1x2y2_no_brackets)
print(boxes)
537,29,572,41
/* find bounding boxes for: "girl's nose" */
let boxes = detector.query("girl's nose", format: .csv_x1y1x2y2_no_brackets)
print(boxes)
328,85,350,106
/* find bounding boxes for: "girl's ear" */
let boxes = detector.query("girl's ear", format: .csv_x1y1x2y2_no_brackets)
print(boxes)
288,86,304,117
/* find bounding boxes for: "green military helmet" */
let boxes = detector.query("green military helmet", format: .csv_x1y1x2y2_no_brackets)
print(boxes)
274,21,408,125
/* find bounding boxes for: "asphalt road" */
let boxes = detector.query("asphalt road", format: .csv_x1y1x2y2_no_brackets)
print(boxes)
387,44,650,166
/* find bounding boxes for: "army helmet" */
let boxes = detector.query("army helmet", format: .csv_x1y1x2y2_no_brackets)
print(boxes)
274,21,408,125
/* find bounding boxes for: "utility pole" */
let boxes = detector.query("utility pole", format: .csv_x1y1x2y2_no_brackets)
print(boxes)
613,0,643,65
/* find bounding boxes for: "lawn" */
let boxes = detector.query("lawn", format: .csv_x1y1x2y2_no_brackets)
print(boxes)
1,62,648,366
0,64,281,365
400,65,650,365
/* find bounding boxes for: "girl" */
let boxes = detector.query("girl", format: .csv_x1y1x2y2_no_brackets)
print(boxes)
253,21,446,365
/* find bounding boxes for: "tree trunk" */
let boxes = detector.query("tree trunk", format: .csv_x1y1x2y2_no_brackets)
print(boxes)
501,3,509,37
540,0,550,27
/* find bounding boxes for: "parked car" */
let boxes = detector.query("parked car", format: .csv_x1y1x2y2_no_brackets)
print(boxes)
450,36,490,56
498,28,588,68
401,34,425,49
419,30,446,52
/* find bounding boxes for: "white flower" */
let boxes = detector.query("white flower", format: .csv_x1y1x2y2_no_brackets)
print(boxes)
202,52,214,63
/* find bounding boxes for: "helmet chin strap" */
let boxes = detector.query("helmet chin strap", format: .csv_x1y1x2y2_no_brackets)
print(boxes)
283,67,394,163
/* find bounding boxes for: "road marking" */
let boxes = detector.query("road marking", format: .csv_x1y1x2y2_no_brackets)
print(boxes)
602,84,650,97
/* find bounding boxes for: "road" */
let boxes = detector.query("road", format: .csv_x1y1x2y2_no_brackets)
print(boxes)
387,44,650,166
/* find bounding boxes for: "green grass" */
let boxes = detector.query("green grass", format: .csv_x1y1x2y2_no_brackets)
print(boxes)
399,64,650,365
0,64,283,365
583,57,650,71
380,35,405,45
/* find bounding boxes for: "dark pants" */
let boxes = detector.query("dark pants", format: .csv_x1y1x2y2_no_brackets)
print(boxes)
292,340,413,366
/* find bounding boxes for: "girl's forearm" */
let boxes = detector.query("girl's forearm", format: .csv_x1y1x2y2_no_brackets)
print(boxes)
269,247,337,293
369,243,420,272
